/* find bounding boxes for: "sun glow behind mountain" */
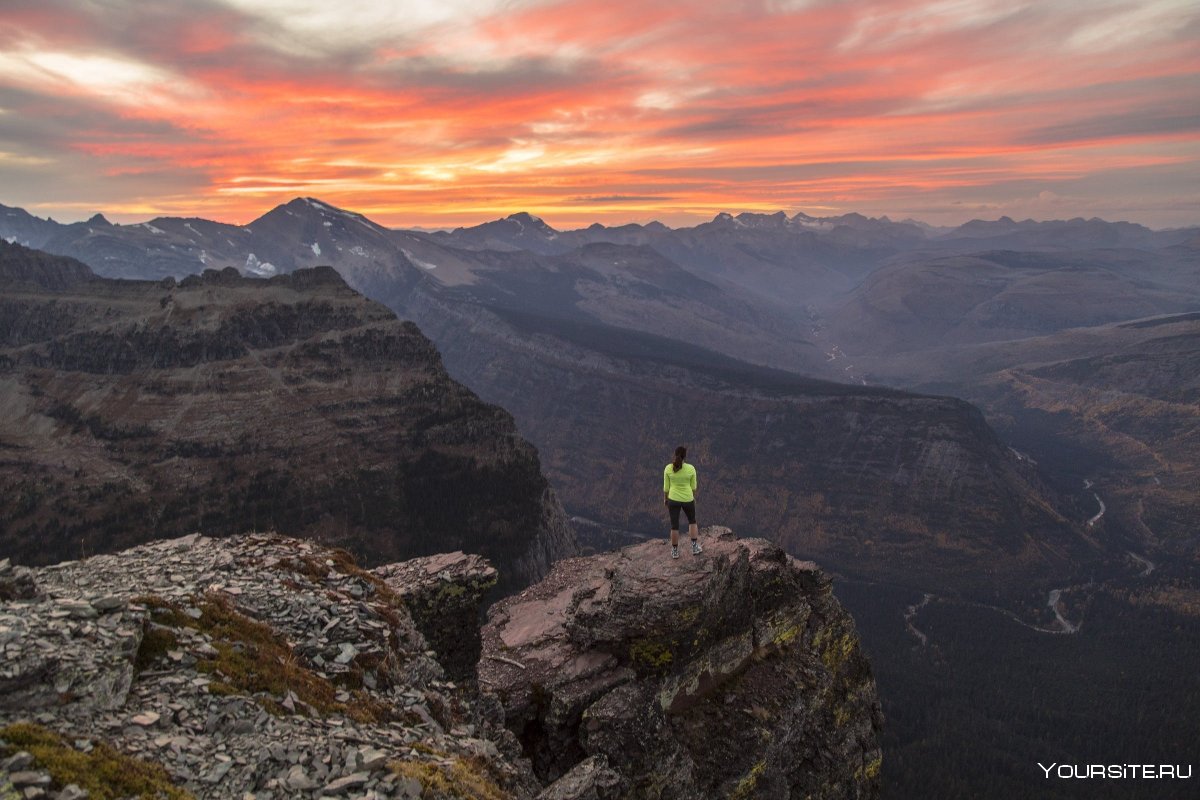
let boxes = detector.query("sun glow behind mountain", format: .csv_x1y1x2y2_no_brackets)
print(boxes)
1,0,1197,228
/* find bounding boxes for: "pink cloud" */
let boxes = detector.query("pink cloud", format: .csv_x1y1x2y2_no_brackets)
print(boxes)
0,0,1196,228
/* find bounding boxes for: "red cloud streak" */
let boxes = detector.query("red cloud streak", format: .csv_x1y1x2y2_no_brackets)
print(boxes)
1,0,1197,227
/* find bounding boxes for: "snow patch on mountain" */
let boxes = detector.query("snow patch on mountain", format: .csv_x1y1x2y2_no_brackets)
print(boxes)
794,217,834,230
244,253,277,276
303,197,380,234
401,248,437,270
310,242,321,256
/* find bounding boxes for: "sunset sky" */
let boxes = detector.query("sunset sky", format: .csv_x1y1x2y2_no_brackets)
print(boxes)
1,0,1197,229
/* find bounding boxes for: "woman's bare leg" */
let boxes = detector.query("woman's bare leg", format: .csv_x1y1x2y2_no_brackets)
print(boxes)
689,523,699,542
671,528,680,546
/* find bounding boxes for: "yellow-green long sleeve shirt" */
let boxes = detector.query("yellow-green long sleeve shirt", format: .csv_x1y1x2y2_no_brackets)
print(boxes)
663,462,697,502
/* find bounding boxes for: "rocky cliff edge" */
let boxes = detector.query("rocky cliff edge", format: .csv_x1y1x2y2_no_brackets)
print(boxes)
481,526,883,799
0,528,880,799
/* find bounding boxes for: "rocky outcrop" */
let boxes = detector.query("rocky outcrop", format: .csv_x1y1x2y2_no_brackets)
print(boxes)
481,527,883,799
0,243,576,591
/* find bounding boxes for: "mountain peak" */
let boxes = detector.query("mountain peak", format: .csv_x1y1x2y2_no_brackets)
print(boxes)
507,211,543,223
86,213,111,226
249,197,382,234
734,210,790,228
505,211,556,232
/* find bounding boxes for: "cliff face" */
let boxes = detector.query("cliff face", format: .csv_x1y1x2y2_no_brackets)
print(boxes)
0,530,878,799
0,241,575,591
481,527,883,799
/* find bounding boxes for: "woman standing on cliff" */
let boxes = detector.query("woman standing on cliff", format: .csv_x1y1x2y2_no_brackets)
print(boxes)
664,445,701,559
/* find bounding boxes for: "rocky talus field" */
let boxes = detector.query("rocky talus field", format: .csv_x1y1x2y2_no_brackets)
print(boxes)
0,528,880,799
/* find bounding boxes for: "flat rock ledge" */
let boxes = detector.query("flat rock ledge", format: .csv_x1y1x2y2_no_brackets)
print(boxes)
481,526,884,800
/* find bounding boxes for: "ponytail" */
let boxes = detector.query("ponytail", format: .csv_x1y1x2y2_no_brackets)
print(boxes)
672,445,686,473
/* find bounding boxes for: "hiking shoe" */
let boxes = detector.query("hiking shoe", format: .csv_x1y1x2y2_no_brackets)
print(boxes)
671,545,680,559
691,540,703,555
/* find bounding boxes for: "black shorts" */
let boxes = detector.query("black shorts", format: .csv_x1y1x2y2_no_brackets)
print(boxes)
667,499,696,529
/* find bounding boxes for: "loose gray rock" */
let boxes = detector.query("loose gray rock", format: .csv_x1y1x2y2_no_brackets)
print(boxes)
322,771,369,794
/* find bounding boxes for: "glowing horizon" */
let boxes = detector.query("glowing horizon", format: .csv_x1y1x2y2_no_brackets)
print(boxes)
1,0,1198,229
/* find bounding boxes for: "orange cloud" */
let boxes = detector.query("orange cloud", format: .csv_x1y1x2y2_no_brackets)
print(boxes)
0,0,1197,228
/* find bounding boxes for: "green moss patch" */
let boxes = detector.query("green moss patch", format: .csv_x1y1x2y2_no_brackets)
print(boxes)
0,723,192,800
812,626,858,673
629,638,674,672
854,755,882,783
276,548,407,611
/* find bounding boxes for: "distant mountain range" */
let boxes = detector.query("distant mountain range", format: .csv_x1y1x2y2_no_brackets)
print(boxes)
5,199,1194,293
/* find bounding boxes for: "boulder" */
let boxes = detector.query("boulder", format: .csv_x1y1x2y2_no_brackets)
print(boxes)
0,559,40,602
